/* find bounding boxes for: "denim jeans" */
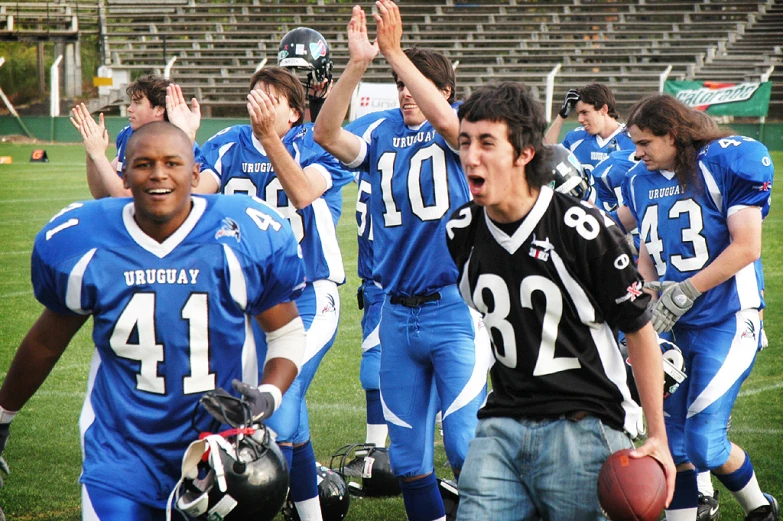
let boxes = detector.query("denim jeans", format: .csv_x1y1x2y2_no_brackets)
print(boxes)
457,415,633,521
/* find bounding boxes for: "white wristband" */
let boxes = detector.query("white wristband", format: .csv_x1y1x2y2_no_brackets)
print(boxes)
0,405,18,425
256,384,283,413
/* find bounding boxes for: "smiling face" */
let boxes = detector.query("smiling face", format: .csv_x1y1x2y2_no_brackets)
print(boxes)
396,80,451,127
127,94,165,130
574,100,611,137
122,122,200,242
628,124,677,172
459,118,535,222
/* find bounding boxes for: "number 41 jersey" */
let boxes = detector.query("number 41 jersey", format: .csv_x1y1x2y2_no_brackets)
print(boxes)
31,194,305,508
446,186,650,436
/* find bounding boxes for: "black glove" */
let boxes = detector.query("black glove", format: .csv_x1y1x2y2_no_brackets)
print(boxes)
559,89,580,119
232,379,275,422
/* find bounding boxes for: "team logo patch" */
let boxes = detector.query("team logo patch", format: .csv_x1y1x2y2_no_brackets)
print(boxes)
615,281,643,304
215,217,241,242
754,181,772,192
321,293,337,314
309,40,327,60
277,49,289,60
528,234,553,261
741,318,756,341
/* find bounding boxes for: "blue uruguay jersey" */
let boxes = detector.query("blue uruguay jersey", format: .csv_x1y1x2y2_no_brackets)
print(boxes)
593,149,639,213
624,136,773,327
114,125,133,176
562,124,634,179
346,113,387,283
31,194,305,508
197,123,353,285
349,106,470,296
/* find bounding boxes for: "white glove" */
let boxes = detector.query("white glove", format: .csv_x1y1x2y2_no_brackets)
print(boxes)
644,279,701,333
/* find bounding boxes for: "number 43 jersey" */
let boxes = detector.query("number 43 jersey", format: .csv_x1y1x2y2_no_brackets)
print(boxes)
446,186,650,435
31,194,305,508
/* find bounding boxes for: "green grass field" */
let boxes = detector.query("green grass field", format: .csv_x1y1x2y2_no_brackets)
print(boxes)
0,144,780,520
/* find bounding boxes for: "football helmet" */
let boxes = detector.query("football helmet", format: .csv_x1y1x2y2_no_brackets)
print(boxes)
620,335,687,401
278,27,333,99
282,463,350,521
331,443,401,497
546,144,592,202
172,425,289,521
439,478,459,521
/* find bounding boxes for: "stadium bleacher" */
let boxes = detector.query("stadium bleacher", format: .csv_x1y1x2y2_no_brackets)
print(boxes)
1,0,779,119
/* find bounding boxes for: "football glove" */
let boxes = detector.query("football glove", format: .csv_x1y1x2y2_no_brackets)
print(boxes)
558,89,580,119
232,379,276,423
645,279,701,333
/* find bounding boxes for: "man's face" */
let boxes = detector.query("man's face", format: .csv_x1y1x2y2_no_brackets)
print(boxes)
128,94,165,130
575,100,608,136
123,126,200,242
459,118,521,210
628,124,677,172
253,82,299,137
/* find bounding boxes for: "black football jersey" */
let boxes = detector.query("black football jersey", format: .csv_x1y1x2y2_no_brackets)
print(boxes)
446,186,650,435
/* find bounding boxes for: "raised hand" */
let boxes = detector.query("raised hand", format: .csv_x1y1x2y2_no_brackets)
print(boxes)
373,0,404,60
69,103,109,160
247,88,280,142
348,5,379,66
165,84,201,143
559,89,581,119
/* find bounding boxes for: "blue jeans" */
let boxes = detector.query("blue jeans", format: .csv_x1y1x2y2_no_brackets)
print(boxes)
457,415,633,521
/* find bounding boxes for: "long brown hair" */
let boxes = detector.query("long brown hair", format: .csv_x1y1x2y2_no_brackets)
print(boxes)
627,94,730,190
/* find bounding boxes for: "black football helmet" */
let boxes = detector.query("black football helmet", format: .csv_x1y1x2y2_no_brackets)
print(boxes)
546,144,592,202
282,463,350,521
278,27,333,99
331,443,401,497
620,335,687,403
438,478,459,521
173,425,289,521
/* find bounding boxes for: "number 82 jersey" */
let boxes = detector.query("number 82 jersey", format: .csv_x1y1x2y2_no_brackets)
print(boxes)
446,186,650,435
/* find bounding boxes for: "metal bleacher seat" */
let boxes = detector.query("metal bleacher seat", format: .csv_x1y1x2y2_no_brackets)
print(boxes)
100,0,780,118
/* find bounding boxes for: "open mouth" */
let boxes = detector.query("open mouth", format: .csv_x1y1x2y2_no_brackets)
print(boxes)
468,174,485,189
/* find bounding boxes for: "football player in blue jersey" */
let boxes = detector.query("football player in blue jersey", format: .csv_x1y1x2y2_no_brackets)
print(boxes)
544,83,634,180
192,66,353,521
624,94,777,521
0,122,306,519
314,4,492,521
447,81,675,521
70,76,201,199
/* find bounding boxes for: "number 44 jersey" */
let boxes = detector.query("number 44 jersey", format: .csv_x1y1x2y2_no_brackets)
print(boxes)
31,194,305,508
446,186,650,436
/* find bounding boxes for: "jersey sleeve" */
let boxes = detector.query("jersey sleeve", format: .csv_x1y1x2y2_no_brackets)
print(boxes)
196,127,239,187
593,159,619,212
227,196,306,316
577,205,650,333
707,138,774,214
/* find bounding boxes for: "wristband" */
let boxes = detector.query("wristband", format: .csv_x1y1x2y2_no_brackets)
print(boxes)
256,384,283,413
0,405,18,424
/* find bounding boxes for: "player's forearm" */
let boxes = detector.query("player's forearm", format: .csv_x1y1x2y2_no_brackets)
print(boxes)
386,51,459,148
544,117,565,145
624,324,667,441
313,58,367,160
0,310,87,412
260,135,325,208
87,155,130,198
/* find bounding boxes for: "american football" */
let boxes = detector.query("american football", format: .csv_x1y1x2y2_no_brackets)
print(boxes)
598,448,666,521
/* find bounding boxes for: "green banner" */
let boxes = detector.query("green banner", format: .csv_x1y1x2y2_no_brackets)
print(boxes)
663,81,771,117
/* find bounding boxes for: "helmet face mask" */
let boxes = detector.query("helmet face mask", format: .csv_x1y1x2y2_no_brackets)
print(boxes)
546,144,592,201
330,443,401,498
173,425,289,521
278,27,333,99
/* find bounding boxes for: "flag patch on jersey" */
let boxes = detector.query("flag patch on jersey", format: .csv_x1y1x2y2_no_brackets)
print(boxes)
215,217,241,242
528,234,553,261
615,281,643,304
754,181,771,192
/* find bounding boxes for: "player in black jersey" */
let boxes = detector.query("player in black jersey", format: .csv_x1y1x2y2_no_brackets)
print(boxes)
446,82,675,521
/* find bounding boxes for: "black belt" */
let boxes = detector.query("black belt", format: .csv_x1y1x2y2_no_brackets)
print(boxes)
390,292,441,307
